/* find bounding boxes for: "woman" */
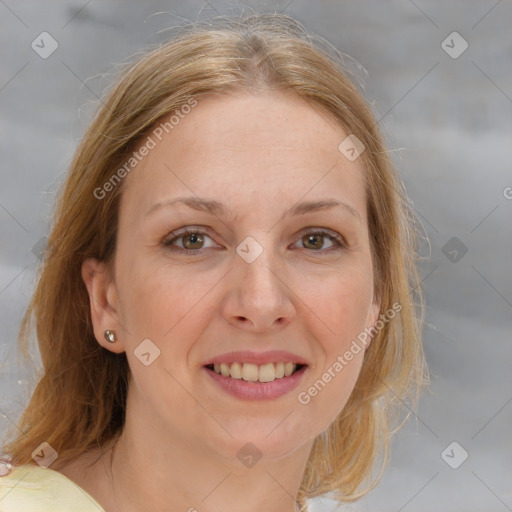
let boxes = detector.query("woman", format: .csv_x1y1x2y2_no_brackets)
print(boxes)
0,12,426,512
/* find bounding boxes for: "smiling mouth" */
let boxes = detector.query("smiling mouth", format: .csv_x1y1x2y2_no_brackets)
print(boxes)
204,362,307,383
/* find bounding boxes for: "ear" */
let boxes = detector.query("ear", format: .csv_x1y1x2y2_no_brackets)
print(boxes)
81,258,126,354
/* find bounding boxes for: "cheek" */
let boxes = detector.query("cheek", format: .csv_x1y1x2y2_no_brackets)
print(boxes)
298,351,365,433
114,262,204,402
297,337,365,428
300,263,374,340
294,266,372,424
115,256,221,353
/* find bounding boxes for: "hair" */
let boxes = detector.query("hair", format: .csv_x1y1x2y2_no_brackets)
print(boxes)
3,12,427,509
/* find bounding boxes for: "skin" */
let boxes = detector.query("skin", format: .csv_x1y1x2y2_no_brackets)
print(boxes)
59,91,380,512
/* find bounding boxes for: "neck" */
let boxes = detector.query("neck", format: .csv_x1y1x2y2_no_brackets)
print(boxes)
105,399,312,512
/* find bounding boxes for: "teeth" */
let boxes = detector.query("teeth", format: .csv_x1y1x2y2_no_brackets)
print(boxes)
242,363,259,382
284,362,295,377
258,363,275,383
230,362,242,379
220,363,230,377
211,362,300,382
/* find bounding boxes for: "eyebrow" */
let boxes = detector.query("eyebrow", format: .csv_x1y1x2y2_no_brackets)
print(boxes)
145,196,362,222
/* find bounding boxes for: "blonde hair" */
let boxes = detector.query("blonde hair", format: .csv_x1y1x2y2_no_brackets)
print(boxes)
3,12,427,508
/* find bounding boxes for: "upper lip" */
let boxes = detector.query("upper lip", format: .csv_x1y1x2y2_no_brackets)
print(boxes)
203,350,309,366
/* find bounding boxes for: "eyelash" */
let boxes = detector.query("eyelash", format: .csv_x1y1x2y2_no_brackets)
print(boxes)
162,226,346,255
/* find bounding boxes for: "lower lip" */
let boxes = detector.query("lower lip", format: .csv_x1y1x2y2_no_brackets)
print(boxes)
203,366,308,401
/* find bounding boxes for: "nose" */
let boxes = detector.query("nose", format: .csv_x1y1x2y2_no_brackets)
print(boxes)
221,238,296,332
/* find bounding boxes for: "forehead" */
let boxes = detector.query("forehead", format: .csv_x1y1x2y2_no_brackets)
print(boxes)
120,91,367,222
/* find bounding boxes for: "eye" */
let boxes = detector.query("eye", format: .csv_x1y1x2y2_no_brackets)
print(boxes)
162,228,218,253
162,226,345,255
294,228,345,252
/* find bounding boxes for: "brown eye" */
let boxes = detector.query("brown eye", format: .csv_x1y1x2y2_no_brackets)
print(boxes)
302,233,325,250
163,229,216,252
163,227,344,255
297,230,344,251
182,232,204,250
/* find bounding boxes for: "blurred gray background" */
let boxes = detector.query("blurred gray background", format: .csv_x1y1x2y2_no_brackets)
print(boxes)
1,1,511,511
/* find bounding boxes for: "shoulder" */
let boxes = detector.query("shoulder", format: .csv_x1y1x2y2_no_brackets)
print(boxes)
0,463,105,511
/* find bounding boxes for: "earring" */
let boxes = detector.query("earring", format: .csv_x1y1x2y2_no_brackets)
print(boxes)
104,330,117,343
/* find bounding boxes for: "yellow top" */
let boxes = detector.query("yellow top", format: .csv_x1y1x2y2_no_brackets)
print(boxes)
0,464,105,511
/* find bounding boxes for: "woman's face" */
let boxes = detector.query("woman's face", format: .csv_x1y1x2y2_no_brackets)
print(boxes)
87,91,380,463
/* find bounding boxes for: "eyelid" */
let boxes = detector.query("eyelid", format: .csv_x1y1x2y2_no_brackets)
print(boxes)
300,226,346,249
162,225,346,253
162,226,220,249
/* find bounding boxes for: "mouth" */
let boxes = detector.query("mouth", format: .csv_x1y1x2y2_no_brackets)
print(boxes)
204,362,307,383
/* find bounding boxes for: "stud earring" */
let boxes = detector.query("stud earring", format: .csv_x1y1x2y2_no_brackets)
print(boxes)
104,330,117,343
